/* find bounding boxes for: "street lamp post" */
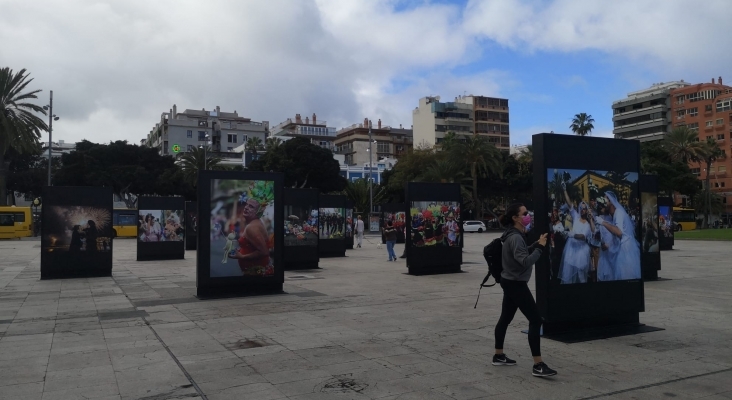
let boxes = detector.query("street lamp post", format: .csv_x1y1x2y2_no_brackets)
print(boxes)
368,120,373,223
43,91,59,186
199,134,210,170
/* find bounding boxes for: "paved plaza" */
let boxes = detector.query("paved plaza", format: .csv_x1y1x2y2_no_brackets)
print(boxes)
1,233,731,399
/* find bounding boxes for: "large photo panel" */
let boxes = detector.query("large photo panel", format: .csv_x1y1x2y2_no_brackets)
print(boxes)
197,171,284,296
136,197,185,261
283,188,320,269
409,201,461,248
41,186,114,279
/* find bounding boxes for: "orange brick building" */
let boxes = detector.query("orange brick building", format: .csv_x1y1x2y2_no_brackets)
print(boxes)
670,77,732,219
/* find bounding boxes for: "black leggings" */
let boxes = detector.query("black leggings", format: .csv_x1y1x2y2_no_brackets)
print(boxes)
494,279,542,357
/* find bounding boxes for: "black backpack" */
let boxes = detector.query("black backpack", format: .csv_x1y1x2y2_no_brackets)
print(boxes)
474,238,503,308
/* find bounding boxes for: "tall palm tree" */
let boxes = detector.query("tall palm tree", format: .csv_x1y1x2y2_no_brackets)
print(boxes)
569,113,595,136
0,68,48,205
246,137,263,154
449,135,502,216
440,132,458,151
343,178,385,214
420,157,463,183
516,144,533,176
178,146,223,186
664,126,703,164
265,137,282,150
698,138,726,228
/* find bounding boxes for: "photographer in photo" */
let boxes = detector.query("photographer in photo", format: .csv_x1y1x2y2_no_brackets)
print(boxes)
493,203,557,378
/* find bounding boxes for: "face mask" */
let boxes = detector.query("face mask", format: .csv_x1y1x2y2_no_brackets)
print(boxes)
521,215,532,227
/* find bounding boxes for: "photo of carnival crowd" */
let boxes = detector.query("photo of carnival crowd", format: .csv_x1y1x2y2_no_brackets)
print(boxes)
319,208,345,239
410,202,461,247
641,192,659,253
284,206,318,246
138,210,184,242
659,206,674,238
382,212,406,242
43,206,113,253
209,179,276,278
547,169,641,284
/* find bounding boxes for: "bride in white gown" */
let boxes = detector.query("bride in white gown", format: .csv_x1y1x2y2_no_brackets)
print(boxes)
594,191,641,280
558,182,597,284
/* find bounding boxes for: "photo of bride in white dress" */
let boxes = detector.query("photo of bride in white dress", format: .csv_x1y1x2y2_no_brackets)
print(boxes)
547,169,641,284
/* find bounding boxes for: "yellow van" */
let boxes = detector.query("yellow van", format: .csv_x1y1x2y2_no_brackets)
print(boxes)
0,206,33,239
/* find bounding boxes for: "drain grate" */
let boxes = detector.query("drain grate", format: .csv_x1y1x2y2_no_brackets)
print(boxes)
320,375,368,394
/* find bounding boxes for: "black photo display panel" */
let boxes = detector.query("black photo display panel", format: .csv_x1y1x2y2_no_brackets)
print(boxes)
137,196,186,261
196,170,284,297
405,183,462,275
345,200,354,250
318,194,347,258
533,133,645,335
41,186,113,279
283,188,320,270
658,196,674,251
640,175,661,279
380,203,406,244
185,201,198,251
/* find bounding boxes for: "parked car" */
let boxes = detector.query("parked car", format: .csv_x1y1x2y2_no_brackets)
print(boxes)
463,220,486,233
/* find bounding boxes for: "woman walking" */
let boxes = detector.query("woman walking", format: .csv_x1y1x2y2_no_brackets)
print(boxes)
493,203,557,378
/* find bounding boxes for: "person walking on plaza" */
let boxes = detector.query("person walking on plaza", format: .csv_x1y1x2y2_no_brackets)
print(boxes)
493,203,558,378
355,215,364,248
383,221,397,261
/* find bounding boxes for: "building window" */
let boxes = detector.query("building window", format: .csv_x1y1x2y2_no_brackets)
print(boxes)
691,168,700,175
688,122,699,131
187,145,195,152
227,147,234,151
187,130,192,138
687,107,698,117
198,131,207,141
706,121,713,127
719,165,727,173
717,98,732,112
227,133,237,143
706,135,713,140
717,118,724,125
676,110,686,119
718,134,725,140
377,142,390,153
198,120,207,127
705,104,713,111
242,135,248,142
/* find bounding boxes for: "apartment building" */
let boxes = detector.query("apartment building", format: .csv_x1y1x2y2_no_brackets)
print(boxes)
612,81,690,142
269,113,337,151
145,105,268,165
412,95,510,151
670,77,732,216
333,118,413,166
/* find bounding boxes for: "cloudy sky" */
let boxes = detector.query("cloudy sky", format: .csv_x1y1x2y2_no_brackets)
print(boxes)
2,0,731,147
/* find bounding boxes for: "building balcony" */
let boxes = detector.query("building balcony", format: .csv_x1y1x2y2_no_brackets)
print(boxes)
475,105,508,112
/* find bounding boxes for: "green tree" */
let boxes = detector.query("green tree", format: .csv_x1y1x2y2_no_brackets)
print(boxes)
343,178,386,214
448,135,502,215
439,132,459,151
248,137,346,193
569,113,595,136
698,138,726,228
0,68,48,205
265,137,282,150
640,141,699,200
178,146,224,187
246,137,263,154
53,140,192,206
4,144,60,204
664,126,704,164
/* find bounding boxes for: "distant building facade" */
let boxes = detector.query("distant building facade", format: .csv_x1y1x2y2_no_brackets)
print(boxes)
40,140,75,158
334,118,413,166
269,113,337,151
612,81,690,142
412,95,510,151
144,105,268,159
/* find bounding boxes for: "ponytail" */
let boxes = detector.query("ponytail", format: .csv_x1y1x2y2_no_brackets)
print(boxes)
499,203,524,227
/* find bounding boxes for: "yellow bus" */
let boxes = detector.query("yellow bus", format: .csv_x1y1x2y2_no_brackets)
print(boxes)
672,207,696,231
0,206,33,239
113,208,138,238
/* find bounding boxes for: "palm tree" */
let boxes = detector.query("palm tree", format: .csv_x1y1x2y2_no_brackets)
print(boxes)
246,137,263,154
265,137,282,150
569,113,595,136
516,145,533,176
664,126,703,164
440,132,459,151
0,68,48,205
420,157,463,183
698,138,726,228
449,135,502,216
343,178,386,214
178,146,223,186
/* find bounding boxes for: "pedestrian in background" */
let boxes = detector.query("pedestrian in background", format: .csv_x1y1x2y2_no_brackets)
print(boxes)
383,221,397,261
355,215,364,248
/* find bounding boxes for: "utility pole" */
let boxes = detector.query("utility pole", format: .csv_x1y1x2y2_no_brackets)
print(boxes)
47,91,53,186
368,119,373,227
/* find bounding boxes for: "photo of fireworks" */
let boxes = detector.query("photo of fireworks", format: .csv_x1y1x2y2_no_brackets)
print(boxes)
43,206,113,252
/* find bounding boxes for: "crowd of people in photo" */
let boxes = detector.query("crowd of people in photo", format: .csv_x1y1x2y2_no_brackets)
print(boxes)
319,209,344,239
549,181,641,284
410,203,461,247
139,210,184,242
284,209,318,245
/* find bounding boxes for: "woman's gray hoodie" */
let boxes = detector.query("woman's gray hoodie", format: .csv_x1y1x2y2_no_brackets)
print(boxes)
500,227,544,282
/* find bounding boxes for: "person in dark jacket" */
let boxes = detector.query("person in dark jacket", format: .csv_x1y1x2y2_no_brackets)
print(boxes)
492,203,557,378
383,222,397,261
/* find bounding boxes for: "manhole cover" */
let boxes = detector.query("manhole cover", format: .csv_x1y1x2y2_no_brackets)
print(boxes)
320,375,368,394
226,339,268,350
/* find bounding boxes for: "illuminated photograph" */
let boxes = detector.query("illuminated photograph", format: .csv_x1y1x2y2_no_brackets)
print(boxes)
210,179,276,278
284,205,318,246
138,210,184,242
319,208,344,239
409,201,461,247
43,206,113,253
547,169,640,284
